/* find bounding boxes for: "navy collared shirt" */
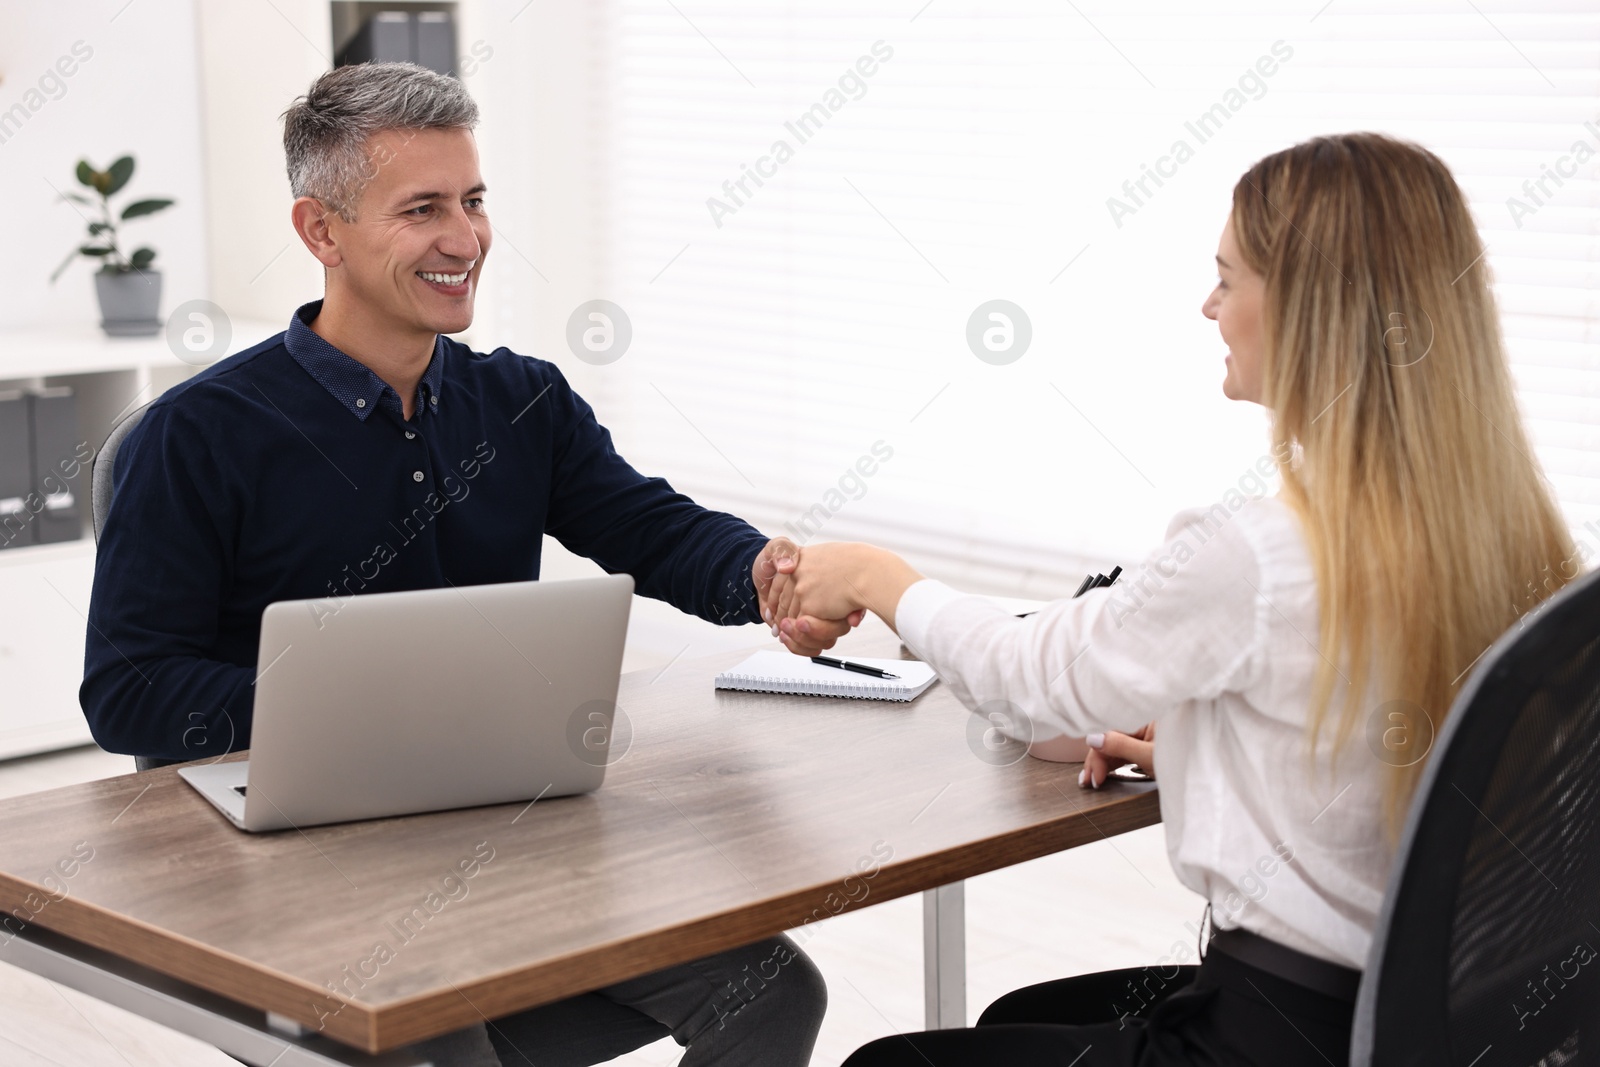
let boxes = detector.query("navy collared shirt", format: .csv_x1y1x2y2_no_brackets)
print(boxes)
286,301,446,423
82,300,768,760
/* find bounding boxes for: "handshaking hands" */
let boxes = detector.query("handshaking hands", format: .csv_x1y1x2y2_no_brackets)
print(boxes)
753,539,925,655
751,537,865,657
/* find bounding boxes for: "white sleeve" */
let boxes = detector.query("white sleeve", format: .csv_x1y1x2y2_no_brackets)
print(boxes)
894,506,1269,739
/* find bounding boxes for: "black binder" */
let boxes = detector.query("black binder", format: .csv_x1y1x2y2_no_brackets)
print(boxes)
0,389,32,549
336,10,458,77
27,386,83,545
415,11,457,77
336,11,413,67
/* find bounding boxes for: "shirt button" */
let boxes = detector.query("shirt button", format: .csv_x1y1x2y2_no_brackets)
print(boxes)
355,398,367,409
412,471,424,483
405,431,416,440
430,395,438,406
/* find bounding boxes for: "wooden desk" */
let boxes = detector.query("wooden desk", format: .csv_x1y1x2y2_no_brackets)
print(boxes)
0,632,1158,1062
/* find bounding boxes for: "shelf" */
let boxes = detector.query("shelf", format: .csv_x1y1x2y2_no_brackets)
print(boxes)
0,539,96,569
0,319,283,381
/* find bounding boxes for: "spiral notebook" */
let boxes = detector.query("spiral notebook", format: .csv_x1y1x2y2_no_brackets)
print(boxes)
714,651,939,702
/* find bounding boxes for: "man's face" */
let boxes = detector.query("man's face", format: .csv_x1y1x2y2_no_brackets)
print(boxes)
328,127,490,337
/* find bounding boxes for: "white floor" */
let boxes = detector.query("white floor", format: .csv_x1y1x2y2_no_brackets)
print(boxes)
0,542,1203,1065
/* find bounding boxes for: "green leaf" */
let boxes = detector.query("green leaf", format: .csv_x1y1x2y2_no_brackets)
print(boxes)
88,222,111,236
79,245,115,256
104,156,135,197
58,191,95,207
129,247,156,271
120,198,173,221
74,160,96,188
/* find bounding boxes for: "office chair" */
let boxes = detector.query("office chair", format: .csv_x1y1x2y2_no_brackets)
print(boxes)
1351,563,1600,1065
91,401,173,773
91,400,152,543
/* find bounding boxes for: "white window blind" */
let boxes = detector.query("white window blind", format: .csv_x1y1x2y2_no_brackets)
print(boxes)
546,1,1600,595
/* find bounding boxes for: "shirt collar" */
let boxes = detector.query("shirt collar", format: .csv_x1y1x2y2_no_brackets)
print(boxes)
283,300,445,422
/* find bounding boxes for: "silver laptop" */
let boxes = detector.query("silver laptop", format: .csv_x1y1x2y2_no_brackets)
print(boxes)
178,574,634,832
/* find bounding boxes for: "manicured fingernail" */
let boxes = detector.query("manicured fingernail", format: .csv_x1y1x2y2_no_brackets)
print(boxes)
1086,732,1105,750
1078,768,1087,787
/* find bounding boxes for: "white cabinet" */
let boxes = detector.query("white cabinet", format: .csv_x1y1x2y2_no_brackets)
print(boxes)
0,321,279,760
0,543,97,757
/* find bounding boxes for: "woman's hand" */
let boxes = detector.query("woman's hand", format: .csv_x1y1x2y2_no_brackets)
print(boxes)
768,542,871,623
1079,723,1156,788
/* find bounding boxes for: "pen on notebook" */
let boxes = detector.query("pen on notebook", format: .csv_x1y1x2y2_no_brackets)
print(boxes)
811,656,901,680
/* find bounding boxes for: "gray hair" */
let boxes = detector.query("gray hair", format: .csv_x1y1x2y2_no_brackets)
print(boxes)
281,62,479,222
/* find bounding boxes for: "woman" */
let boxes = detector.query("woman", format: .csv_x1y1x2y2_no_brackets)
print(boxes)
764,133,1577,1065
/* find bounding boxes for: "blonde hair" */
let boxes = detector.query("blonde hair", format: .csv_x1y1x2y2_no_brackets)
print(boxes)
1230,133,1578,834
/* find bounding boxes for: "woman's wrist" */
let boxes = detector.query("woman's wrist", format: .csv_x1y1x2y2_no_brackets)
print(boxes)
850,544,923,629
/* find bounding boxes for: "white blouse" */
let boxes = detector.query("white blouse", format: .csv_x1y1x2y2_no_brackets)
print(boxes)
893,495,1397,971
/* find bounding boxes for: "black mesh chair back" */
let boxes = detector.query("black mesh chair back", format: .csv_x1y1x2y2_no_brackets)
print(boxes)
1351,564,1600,1065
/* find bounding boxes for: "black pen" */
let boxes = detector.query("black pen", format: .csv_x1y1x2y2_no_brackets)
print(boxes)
811,656,901,680
1073,565,1125,596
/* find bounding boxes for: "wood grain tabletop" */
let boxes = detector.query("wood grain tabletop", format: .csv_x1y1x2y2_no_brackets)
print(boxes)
0,626,1160,1052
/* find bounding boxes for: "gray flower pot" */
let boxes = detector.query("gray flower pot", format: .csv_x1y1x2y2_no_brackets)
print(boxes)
94,269,162,337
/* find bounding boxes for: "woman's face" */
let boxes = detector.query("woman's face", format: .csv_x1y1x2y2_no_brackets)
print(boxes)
1202,219,1266,404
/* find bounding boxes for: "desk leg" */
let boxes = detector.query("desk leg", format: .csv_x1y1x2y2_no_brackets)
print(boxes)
922,881,966,1030
0,924,431,1065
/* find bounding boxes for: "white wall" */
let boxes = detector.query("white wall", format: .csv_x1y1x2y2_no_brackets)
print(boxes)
191,0,329,325
0,0,210,332
466,0,605,363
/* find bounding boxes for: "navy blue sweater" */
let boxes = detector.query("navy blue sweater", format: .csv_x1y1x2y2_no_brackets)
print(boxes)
81,301,767,760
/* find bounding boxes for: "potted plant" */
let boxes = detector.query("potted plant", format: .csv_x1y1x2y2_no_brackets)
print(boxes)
49,155,175,337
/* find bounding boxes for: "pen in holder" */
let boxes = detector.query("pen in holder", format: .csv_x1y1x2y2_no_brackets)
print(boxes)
1027,565,1122,764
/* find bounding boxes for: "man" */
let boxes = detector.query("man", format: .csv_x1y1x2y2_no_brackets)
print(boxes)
81,61,852,1066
